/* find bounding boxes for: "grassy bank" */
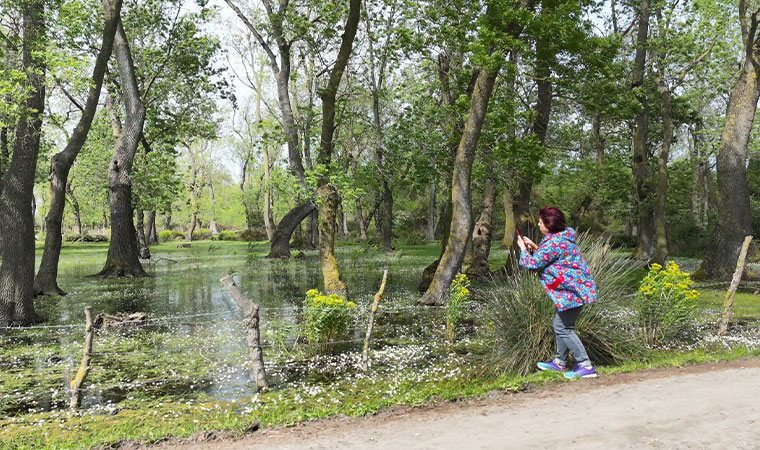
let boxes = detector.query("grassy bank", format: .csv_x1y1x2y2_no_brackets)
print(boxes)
2,344,759,450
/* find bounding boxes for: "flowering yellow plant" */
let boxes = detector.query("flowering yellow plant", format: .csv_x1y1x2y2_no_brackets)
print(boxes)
446,273,471,344
635,261,698,346
304,290,356,353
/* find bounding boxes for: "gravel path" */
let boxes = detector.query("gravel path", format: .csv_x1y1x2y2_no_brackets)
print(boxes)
156,358,760,450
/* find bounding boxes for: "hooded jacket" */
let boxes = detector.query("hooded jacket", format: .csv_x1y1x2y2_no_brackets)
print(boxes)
518,227,597,311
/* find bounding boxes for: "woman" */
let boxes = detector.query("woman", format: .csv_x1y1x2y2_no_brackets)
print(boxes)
516,207,598,379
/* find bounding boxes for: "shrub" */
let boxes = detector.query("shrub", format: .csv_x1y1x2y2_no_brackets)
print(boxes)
634,262,698,346
445,273,470,344
192,228,210,240
303,289,356,353
480,234,644,375
238,228,267,242
218,230,238,241
158,230,173,243
64,233,108,243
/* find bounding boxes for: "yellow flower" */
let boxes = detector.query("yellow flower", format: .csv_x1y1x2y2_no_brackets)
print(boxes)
650,263,663,272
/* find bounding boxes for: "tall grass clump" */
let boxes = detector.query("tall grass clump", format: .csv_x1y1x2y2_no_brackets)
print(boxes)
480,234,644,375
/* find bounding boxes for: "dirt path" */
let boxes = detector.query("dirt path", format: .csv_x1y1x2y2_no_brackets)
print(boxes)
157,358,760,450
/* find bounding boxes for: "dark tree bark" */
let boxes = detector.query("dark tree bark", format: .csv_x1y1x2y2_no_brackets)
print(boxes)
315,0,361,296
632,0,654,261
419,67,499,305
651,8,672,266
419,50,460,291
145,210,158,244
700,1,760,279
466,154,495,278
267,201,317,258
0,1,45,325
136,211,150,259
690,120,711,229
356,197,367,240
66,181,82,235
34,0,121,295
97,20,147,278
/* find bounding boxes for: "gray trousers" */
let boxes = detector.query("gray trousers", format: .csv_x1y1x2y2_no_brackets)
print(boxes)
553,306,591,366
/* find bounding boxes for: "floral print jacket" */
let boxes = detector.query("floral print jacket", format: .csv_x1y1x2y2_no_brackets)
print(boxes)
518,227,597,311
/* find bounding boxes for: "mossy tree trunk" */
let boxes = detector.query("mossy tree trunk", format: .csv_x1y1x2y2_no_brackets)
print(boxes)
0,0,46,325
419,67,499,305
632,0,654,261
700,2,760,279
466,160,495,278
314,0,361,296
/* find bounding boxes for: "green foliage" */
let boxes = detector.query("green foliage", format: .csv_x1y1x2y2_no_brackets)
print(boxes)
481,235,644,375
63,233,108,243
218,230,238,241
191,228,210,241
404,232,427,246
445,273,470,344
635,262,699,347
158,230,185,243
303,289,357,353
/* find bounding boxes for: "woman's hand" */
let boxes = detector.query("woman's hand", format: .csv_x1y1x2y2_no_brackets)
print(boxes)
522,237,539,251
516,236,527,251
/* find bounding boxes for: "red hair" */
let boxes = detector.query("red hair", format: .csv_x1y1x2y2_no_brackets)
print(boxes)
539,207,566,233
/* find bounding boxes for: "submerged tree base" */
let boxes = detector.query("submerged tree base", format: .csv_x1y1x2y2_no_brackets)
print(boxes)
95,264,148,278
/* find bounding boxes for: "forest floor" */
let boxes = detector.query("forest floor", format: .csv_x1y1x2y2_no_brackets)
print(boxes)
153,357,760,450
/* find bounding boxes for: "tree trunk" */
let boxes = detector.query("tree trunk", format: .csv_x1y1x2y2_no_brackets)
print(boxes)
136,210,150,259
652,33,672,266
145,210,158,244
208,179,219,236
318,186,348,296
356,198,367,241
690,121,711,229
313,0,361,293
419,67,499,305
0,1,45,325
97,21,147,278
427,180,436,242
306,210,317,249
267,201,317,258
700,57,758,279
502,188,515,248
66,182,82,235
34,0,121,296
632,0,653,261
467,157,495,278
263,145,274,240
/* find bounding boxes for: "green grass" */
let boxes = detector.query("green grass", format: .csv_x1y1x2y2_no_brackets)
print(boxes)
2,242,760,449
695,289,760,319
2,344,759,450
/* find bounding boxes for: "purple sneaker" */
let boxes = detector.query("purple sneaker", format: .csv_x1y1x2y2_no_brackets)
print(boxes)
536,359,566,372
563,364,597,379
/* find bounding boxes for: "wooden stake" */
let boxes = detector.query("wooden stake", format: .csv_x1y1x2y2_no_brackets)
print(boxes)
220,275,268,389
719,235,753,335
361,270,389,371
70,307,93,411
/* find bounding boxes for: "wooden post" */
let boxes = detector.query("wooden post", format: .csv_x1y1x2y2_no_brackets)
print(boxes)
220,275,268,389
719,235,753,335
70,306,93,410
361,270,389,371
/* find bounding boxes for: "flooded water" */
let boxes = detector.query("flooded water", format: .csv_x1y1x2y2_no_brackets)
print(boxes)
1,241,503,416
